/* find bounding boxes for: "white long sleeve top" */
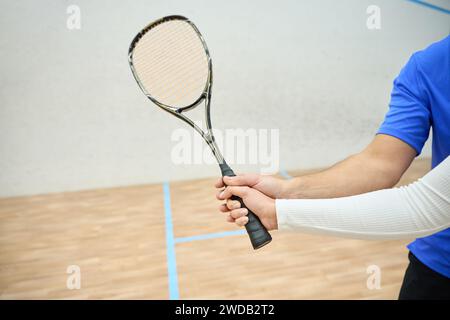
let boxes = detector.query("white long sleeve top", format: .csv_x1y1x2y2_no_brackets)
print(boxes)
276,156,450,240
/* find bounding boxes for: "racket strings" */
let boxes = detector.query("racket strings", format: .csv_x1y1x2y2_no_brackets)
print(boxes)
131,20,209,108
138,50,207,96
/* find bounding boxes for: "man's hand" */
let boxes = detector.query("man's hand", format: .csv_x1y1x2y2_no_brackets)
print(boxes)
216,185,278,230
214,135,416,227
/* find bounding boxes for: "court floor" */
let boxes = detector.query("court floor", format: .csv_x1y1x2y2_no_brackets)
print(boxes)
0,158,430,299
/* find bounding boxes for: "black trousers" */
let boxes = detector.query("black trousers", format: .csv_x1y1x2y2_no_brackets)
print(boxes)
399,252,450,300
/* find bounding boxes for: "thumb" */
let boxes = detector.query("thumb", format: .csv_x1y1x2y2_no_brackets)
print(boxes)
220,186,250,200
223,174,260,187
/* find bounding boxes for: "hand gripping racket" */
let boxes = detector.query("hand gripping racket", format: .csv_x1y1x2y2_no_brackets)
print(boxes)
128,15,272,249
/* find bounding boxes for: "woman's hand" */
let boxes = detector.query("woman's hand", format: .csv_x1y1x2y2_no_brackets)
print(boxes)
216,185,278,231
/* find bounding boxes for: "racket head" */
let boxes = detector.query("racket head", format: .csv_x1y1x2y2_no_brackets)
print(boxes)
128,15,212,112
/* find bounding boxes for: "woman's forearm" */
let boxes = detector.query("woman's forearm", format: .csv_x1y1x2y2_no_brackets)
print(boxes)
276,156,450,240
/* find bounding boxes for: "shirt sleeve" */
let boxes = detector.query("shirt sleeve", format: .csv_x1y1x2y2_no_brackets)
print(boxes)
276,156,450,240
377,54,431,155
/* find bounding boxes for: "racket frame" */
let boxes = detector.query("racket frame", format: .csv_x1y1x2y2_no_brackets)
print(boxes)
128,15,224,164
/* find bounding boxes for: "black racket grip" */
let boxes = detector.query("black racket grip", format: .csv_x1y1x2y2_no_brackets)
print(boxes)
220,163,272,250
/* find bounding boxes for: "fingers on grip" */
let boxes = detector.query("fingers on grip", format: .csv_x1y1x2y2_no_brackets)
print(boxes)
231,195,272,249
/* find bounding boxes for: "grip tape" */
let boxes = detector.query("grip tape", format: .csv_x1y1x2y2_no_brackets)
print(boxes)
220,163,272,249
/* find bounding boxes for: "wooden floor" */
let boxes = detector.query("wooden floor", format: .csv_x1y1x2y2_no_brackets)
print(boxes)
0,158,430,299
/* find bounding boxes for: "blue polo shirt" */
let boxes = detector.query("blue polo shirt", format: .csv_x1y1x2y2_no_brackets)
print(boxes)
378,35,450,278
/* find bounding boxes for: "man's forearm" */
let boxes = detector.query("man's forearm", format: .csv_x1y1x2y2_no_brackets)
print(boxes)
284,154,398,199
282,135,417,199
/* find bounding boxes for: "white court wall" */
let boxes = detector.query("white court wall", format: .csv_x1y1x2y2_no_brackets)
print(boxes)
0,0,448,197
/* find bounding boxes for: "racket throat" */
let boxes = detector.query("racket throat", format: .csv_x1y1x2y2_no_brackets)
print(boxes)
201,131,225,166
202,130,237,178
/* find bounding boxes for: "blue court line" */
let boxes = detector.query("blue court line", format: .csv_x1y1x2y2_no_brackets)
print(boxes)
174,229,246,244
163,182,179,300
279,168,293,180
406,0,450,14
163,168,291,297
